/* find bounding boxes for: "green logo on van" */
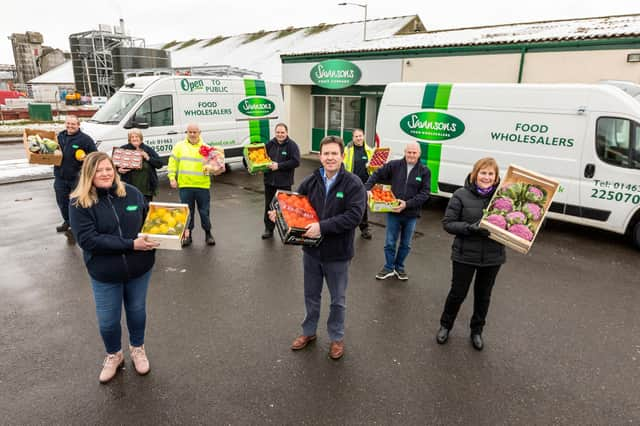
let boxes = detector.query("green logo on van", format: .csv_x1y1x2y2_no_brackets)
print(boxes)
180,79,204,92
238,97,275,117
310,60,361,89
400,112,465,141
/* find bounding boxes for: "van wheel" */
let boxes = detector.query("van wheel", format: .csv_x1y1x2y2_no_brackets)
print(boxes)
242,158,248,170
633,222,640,250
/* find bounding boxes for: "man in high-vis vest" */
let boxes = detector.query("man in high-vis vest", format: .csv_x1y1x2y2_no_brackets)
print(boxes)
343,128,374,239
168,123,215,247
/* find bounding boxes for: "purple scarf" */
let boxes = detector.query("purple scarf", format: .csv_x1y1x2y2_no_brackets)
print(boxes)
476,185,494,196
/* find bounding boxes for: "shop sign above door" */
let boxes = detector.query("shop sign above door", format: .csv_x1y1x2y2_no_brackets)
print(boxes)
310,60,362,89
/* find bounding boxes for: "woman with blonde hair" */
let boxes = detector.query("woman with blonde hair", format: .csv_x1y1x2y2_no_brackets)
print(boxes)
69,152,158,383
436,157,506,351
117,129,162,203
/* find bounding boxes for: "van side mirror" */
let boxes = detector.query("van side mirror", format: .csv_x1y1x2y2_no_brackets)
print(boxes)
124,119,149,129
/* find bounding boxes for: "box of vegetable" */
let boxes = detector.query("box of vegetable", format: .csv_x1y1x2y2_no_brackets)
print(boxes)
23,128,62,165
270,190,322,247
479,165,559,254
366,147,390,174
243,143,272,174
138,202,190,250
368,184,401,212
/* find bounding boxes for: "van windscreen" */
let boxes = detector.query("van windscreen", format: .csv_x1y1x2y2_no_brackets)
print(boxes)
89,92,142,124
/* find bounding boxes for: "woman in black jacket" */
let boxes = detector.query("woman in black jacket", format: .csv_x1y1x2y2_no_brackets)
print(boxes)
69,152,158,383
117,130,162,203
436,157,505,351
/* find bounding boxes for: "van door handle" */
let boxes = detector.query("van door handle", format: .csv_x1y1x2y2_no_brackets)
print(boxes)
584,163,595,178
166,131,178,135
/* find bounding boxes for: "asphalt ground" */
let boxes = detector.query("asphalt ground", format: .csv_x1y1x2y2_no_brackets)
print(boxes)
1,159,639,425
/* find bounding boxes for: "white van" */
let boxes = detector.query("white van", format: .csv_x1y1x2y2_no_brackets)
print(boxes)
82,76,284,165
376,82,640,248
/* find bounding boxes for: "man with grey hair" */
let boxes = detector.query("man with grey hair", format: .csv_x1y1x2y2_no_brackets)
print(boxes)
365,142,430,281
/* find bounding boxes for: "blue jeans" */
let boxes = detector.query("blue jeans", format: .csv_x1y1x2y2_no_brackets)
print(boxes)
179,188,211,232
90,270,152,354
384,214,417,272
302,253,350,342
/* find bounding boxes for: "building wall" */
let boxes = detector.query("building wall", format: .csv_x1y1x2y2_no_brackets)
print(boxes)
402,54,522,83
521,49,640,83
284,85,312,152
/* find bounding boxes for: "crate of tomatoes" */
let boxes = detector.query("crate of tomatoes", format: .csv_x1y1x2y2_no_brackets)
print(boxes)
270,190,322,247
366,147,390,174
368,184,401,212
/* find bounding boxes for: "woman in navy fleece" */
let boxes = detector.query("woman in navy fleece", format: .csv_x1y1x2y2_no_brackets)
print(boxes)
69,152,158,384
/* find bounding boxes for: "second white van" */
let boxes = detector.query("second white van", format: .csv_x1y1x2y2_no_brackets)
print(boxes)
82,76,284,165
376,82,640,248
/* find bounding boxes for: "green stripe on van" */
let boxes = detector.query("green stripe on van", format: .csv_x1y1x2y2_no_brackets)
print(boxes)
419,83,453,194
418,142,442,194
245,80,270,143
243,79,267,96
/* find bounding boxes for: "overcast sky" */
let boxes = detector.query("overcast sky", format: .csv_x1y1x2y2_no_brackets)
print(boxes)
2,0,639,65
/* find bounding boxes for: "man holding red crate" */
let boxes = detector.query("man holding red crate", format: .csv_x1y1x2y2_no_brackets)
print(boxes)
261,123,300,239
269,135,365,359
343,128,374,239
366,142,430,281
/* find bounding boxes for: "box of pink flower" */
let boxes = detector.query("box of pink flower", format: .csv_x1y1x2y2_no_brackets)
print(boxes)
480,165,559,254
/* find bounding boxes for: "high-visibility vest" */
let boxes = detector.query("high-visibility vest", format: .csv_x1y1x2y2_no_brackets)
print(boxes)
343,142,374,173
167,138,211,189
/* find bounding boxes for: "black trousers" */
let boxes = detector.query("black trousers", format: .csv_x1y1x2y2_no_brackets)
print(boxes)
440,261,501,334
359,208,369,231
54,176,77,223
264,184,291,231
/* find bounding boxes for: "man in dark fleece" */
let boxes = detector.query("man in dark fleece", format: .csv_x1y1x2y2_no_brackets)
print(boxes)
270,136,365,360
54,115,97,233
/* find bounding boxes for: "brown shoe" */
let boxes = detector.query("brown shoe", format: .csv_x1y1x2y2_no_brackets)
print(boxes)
99,351,124,384
291,334,316,350
329,340,345,360
130,345,150,375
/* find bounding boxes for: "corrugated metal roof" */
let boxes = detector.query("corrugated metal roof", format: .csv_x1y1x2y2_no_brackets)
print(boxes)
282,13,640,57
162,15,419,82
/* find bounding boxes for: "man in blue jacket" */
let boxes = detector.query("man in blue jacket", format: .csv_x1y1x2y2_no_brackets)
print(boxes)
262,123,300,239
270,135,365,360
54,115,97,233
366,142,430,281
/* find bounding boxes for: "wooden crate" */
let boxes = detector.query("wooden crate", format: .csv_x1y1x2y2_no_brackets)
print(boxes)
23,128,62,166
479,165,559,254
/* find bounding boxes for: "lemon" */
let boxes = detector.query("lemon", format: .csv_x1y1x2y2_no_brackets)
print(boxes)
75,149,86,161
158,224,169,234
148,226,161,234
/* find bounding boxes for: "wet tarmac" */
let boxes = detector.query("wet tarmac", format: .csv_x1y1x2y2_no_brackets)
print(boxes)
1,159,639,425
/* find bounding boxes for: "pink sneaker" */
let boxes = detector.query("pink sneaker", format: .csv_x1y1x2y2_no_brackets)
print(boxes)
130,345,150,375
99,351,124,384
